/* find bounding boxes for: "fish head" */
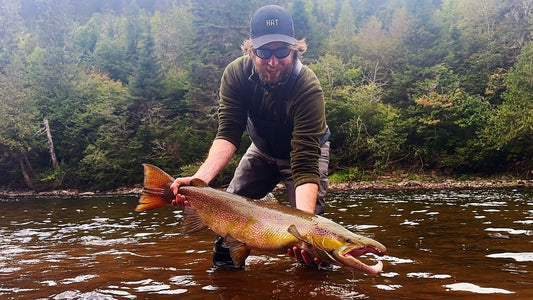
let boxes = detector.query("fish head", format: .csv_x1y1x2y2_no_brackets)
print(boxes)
306,225,386,274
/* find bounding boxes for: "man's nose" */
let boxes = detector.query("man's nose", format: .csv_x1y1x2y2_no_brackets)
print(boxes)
267,56,279,66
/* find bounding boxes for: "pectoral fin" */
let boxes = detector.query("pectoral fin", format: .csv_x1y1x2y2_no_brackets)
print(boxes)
223,234,250,266
288,225,336,265
288,225,312,245
182,206,208,234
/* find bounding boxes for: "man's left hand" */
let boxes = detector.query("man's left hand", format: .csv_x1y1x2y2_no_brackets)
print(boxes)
287,246,322,266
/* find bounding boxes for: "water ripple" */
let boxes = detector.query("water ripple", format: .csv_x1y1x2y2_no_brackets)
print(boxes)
487,252,533,262
1,191,532,299
445,282,514,294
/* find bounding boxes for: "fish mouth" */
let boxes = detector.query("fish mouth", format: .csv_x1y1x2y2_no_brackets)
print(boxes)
338,245,386,275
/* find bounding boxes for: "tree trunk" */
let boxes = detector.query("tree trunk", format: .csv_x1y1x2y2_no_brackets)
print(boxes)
23,152,36,179
19,155,34,189
43,117,59,170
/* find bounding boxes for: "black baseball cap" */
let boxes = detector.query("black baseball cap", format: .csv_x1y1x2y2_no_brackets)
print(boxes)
250,5,295,48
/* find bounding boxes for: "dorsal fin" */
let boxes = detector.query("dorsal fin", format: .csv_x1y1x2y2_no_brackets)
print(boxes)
258,193,278,202
190,178,209,187
252,193,286,211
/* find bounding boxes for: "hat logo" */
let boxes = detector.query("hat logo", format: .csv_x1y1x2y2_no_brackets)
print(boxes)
265,19,279,27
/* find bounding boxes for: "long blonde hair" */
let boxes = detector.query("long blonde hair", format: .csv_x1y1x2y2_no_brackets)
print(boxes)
240,38,308,59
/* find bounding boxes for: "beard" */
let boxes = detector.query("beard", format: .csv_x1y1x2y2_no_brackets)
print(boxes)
256,62,293,86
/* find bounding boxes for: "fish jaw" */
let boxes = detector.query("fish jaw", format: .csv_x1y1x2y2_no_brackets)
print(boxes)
290,223,386,274
333,244,386,275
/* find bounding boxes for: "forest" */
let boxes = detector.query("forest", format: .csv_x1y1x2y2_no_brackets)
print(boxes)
0,0,532,191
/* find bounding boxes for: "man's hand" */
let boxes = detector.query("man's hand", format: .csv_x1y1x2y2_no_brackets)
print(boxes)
169,177,193,206
287,246,322,266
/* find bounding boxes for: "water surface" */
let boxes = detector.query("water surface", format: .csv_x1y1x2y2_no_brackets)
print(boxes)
1,188,532,299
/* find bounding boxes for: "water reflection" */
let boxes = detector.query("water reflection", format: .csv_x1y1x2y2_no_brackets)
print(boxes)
1,188,532,299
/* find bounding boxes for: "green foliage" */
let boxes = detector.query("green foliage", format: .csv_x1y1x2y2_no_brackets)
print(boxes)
323,0,358,62
311,54,406,173
150,3,193,71
0,46,43,188
69,72,131,188
477,39,533,174
1,0,532,191
328,167,376,183
336,84,406,171
406,87,491,170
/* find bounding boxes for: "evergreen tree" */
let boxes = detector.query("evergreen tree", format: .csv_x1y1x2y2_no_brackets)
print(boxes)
0,0,42,188
323,0,358,62
478,39,533,174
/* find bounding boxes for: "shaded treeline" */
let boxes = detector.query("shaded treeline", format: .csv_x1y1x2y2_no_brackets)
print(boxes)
0,0,532,191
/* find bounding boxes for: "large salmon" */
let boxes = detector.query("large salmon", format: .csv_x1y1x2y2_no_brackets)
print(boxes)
135,164,386,274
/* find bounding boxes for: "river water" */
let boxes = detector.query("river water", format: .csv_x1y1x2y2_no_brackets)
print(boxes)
1,188,532,299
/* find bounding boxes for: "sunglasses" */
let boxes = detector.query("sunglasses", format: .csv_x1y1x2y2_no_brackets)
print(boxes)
254,47,292,60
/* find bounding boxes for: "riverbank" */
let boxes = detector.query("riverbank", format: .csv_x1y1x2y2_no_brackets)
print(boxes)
1,176,532,197
330,178,533,190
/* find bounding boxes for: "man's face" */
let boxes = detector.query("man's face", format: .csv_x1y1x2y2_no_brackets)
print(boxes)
253,42,294,85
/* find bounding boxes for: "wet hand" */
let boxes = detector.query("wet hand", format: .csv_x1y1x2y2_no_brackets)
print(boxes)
287,246,322,266
169,177,192,207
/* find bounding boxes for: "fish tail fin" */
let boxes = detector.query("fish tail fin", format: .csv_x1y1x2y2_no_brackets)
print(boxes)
135,164,176,212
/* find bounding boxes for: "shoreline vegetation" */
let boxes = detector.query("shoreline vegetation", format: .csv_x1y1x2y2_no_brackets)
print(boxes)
2,2,532,192
2,174,532,198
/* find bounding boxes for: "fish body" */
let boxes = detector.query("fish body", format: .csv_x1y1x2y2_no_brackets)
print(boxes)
136,164,386,274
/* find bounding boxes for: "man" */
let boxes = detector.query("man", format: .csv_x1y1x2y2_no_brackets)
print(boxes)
170,5,330,269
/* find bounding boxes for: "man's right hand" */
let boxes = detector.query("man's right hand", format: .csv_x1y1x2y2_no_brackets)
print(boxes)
169,177,193,206
168,139,237,207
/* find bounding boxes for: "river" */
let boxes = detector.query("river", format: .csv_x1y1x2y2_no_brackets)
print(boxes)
1,188,532,299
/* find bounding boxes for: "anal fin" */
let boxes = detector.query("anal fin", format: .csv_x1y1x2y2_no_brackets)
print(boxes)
223,234,250,267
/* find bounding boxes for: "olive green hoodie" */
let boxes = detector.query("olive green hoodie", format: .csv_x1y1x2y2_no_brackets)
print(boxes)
216,55,328,187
